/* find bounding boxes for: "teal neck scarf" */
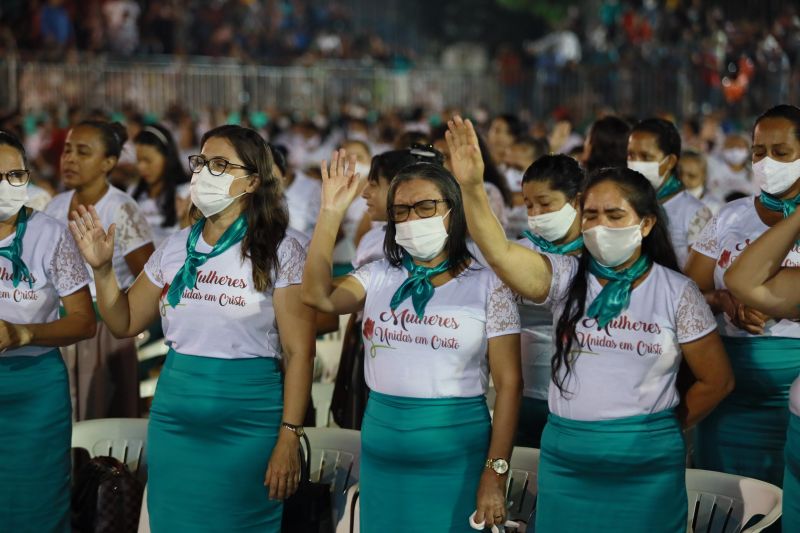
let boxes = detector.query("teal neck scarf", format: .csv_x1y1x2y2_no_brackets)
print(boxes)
759,190,800,219
166,215,248,308
390,252,451,319
0,208,32,288
523,230,583,255
586,254,652,328
656,174,683,201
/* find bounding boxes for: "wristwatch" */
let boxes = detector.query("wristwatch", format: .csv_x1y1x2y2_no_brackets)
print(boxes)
281,421,305,437
485,457,509,475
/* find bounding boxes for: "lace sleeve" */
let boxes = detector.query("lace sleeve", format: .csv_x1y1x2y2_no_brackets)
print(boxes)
676,281,717,343
143,241,166,287
49,228,91,296
114,202,154,256
349,261,373,290
690,213,719,258
486,273,521,337
275,236,307,288
542,253,578,309
687,205,713,245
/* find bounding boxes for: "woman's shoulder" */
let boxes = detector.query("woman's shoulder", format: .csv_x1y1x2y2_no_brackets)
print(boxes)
27,209,68,234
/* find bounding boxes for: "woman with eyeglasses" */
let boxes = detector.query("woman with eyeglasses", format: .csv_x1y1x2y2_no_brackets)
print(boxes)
686,104,800,486
45,120,155,420
302,150,522,532
69,125,315,532
132,123,189,247
446,117,733,533
514,154,584,449
0,131,95,532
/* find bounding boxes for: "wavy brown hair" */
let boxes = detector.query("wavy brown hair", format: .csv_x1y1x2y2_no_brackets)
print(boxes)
199,125,288,292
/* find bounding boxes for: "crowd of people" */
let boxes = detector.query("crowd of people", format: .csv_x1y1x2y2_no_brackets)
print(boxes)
0,91,799,532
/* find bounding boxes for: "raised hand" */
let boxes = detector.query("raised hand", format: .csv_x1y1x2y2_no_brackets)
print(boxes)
68,205,115,270
320,149,365,217
445,116,485,188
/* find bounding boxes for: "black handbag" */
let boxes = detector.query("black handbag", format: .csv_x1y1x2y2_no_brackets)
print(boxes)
330,315,369,430
72,455,144,533
281,432,335,533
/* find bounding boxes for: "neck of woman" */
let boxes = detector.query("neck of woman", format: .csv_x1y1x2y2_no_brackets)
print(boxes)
75,178,109,206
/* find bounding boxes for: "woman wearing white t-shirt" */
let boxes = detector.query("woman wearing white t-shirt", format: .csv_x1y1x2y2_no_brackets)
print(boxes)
447,116,733,533
724,206,800,532
69,125,315,532
131,124,188,247
45,120,155,420
628,118,712,269
514,154,584,448
686,104,800,486
0,131,95,532
302,150,522,532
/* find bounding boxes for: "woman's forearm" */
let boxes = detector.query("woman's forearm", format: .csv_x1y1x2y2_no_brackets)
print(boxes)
681,377,734,429
281,350,314,427
486,380,522,462
26,313,96,346
92,263,134,337
301,209,344,312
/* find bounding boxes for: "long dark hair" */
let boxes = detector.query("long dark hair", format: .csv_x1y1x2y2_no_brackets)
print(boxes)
132,124,188,228
522,154,584,201
384,163,473,277
199,125,288,292
551,167,679,396
585,116,631,173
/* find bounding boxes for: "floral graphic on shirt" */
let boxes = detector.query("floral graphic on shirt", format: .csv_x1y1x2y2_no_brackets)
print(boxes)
363,317,394,358
159,283,185,316
718,249,732,269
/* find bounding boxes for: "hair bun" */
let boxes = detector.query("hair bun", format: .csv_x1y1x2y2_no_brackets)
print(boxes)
109,121,129,147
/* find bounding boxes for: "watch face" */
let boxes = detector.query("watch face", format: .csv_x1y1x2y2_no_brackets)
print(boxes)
492,459,509,474
296,426,305,437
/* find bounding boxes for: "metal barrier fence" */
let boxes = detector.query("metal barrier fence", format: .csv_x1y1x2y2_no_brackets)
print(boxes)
5,57,799,121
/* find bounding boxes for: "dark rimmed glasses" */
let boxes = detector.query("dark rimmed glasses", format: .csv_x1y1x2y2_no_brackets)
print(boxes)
188,155,254,176
0,169,30,187
389,199,449,222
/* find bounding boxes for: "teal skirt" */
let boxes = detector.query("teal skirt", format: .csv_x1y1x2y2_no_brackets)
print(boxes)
0,350,71,533
536,410,687,533
694,336,800,485
515,396,549,448
148,350,284,533
360,391,491,533
785,413,800,532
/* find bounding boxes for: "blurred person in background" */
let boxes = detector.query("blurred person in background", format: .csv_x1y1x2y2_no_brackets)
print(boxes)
679,150,724,214
707,133,757,199
582,115,631,174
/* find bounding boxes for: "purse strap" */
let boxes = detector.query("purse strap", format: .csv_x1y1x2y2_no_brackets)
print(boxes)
298,431,311,483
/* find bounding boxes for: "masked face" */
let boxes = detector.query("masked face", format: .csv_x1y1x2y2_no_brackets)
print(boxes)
754,156,800,196
627,130,673,190
722,147,750,167
583,223,643,267
528,202,577,242
0,146,30,221
628,157,669,190
394,211,450,261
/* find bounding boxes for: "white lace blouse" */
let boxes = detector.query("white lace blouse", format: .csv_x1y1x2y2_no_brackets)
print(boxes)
350,258,520,398
543,254,717,421
144,228,306,359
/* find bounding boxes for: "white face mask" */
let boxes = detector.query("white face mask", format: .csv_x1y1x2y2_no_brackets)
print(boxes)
505,168,524,192
686,185,704,199
190,166,250,218
527,202,577,242
355,162,371,178
754,157,800,196
722,147,750,167
583,223,643,267
394,211,450,261
0,181,29,221
628,158,667,190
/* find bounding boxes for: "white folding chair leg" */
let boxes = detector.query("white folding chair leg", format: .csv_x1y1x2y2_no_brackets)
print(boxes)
138,484,150,533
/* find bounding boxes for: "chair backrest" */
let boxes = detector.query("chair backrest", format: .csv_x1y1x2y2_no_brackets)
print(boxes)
686,469,783,533
304,427,361,525
507,446,540,527
311,382,336,428
72,418,149,480
335,483,360,533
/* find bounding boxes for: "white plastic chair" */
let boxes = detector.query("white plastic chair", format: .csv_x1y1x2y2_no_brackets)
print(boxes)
137,484,150,533
686,469,783,533
506,446,540,531
71,417,149,481
336,483,360,533
304,427,361,526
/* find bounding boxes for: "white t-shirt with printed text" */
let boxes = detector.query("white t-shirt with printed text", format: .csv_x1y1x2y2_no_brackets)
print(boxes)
45,187,153,296
692,196,800,338
350,259,520,398
0,211,91,357
144,228,306,359
663,190,712,269
543,254,716,421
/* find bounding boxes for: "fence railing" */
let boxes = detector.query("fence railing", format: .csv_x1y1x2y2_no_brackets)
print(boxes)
5,56,799,122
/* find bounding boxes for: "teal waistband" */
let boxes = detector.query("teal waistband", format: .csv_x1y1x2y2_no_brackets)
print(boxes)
0,348,62,370
722,335,800,404
368,390,486,408
723,335,800,350
548,409,678,433
165,348,281,376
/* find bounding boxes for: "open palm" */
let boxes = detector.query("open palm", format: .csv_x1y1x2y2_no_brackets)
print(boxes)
68,205,115,269
320,149,365,216
446,116,485,188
